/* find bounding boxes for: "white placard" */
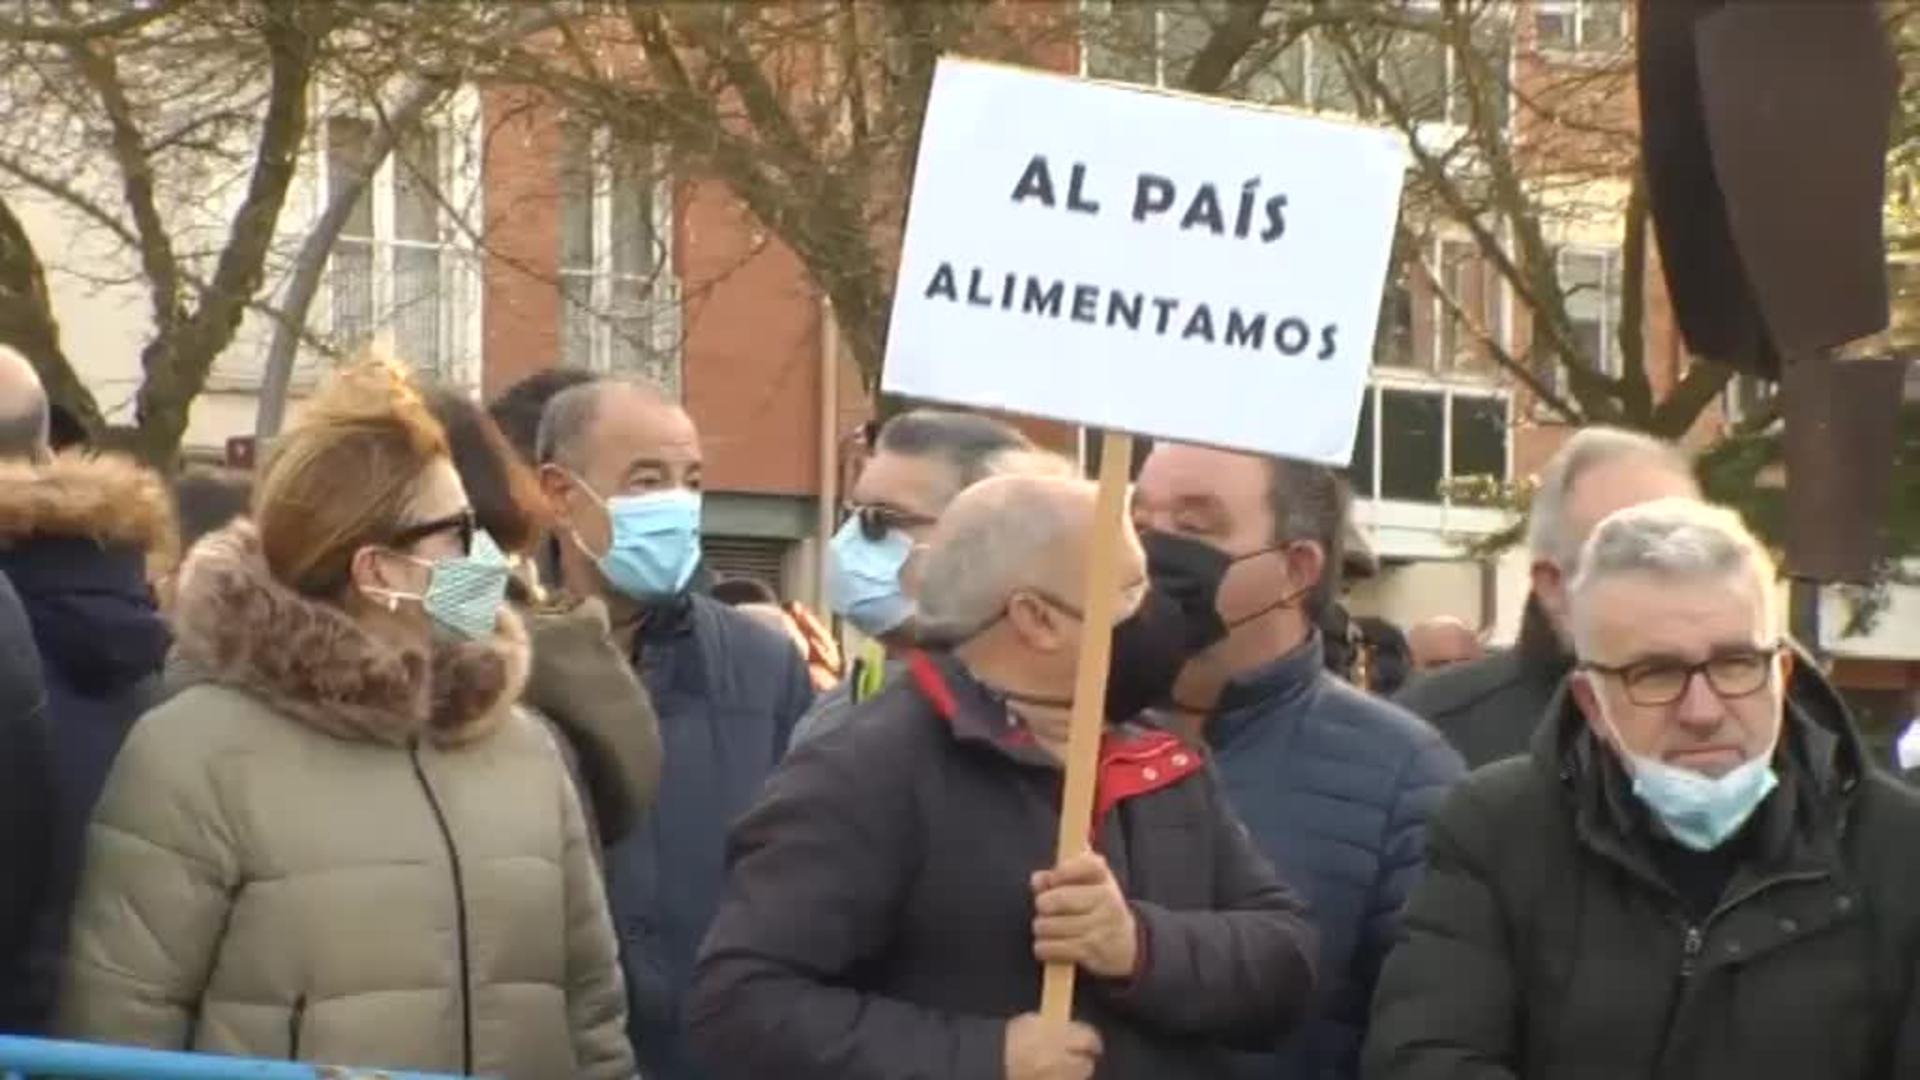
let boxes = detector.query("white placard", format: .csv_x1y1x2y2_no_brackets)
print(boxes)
883,57,1407,466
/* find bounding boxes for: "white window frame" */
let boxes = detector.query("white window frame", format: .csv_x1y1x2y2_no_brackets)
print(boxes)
318,85,483,387
558,125,682,394
1358,376,1514,504
1256,6,1512,134
1556,245,1622,378
1532,0,1627,57
1430,234,1508,379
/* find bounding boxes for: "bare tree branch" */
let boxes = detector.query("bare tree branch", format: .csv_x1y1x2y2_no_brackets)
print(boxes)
0,190,101,432
0,0,190,45
1420,236,1585,423
128,0,324,463
1178,0,1275,93
67,34,185,334
1615,170,1653,421
256,5,567,437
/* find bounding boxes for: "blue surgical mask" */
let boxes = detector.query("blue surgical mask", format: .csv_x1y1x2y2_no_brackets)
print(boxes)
573,479,703,600
828,517,914,637
1598,696,1779,852
367,531,512,642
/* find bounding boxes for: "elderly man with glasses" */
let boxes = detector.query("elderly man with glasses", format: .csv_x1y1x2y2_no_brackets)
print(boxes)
1365,497,1920,1080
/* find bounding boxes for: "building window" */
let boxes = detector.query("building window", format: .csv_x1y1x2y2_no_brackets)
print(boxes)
1375,237,1507,374
1376,256,1416,369
324,116,455,377
558,126,678,389
1557,247,1622,376
327,116,376,353
1535,0,1626,55
392,128,444,376
1435,237,1505,375
1247,9,1510,130
1351,383,1510,505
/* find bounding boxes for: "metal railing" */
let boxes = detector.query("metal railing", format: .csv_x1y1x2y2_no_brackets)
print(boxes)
0,1036,463,1079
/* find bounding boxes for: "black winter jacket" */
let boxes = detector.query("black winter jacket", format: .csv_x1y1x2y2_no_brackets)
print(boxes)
0,569,50,1033
1364,659,1920,1080
687,652,1318,1080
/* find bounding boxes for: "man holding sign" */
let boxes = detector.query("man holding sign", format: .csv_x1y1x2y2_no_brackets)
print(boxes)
687,472,1317,1079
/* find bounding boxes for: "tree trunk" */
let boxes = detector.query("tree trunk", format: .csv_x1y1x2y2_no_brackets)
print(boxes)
0,193,102,437
125,0,319,467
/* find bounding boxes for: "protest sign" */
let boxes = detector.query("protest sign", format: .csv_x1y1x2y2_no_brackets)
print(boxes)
883,56,1405,1021
883,56,1406,466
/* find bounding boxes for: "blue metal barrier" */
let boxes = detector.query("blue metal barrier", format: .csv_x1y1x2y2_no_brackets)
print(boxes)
0,1035,464,1079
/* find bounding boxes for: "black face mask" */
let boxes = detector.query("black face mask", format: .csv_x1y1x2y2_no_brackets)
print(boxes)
985,583,1217,725
1079,532,1243,722
972,536,1243,724
1103,586,1205,723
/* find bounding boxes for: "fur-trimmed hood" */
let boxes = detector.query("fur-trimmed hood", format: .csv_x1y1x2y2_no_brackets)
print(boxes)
0,453,179,573
170,522,529,747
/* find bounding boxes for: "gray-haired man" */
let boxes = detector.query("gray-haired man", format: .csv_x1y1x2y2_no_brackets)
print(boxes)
1396,426,1699,766
1366,498,1920,1079
690,473,1317,1080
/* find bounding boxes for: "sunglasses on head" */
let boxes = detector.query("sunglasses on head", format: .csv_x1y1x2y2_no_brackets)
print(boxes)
843,503,936,542
391,508,478,556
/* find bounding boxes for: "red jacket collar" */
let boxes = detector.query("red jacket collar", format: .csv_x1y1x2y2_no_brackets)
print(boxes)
905,650,1205,834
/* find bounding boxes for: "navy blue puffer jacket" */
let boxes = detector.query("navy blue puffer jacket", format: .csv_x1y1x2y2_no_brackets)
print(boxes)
1205,633,1464,1080
603,591,813,1080
0,454,174,1033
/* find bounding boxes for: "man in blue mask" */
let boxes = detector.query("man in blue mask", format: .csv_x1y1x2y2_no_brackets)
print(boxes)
1367,497,1920,1079
536,376,814,1080
790,409,1035,748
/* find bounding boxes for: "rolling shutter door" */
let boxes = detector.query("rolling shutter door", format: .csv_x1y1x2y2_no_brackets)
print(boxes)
704,535,791,597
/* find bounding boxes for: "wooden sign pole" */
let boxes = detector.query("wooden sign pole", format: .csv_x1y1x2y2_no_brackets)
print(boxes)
1039,428,1135,1022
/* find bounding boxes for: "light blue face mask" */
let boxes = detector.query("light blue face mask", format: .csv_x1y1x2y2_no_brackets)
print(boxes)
370,530,512,642
827,517,914,637
575,480,703,600
1599,697,1779,852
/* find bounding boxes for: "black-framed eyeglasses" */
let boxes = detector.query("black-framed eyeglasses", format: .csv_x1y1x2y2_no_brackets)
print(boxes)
843,503,937,542
1581,644,1781,707
391,509,477,556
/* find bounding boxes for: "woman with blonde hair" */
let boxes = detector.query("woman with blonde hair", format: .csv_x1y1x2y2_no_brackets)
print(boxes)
57,359,635,1079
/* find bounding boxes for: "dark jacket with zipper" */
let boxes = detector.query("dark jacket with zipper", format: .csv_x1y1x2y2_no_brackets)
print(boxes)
0,569,51,1033
1363,658,1920,1080
1206,633,1464,1080
604,590,814,1080
1394,597,1572,769
0,453,174,1035
686,651,1319,1080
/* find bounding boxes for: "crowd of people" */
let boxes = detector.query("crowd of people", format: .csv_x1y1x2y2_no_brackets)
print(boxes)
1,339,1918,1079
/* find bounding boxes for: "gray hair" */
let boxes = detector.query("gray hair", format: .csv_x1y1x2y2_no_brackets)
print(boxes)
914,476,1087,645
874,409,1033,506
535,376,670,470
1568,497,1778,654
1527,426,1692,570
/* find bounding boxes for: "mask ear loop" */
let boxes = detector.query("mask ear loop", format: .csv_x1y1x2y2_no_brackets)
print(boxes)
562,471,616,563
360,549,433,615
